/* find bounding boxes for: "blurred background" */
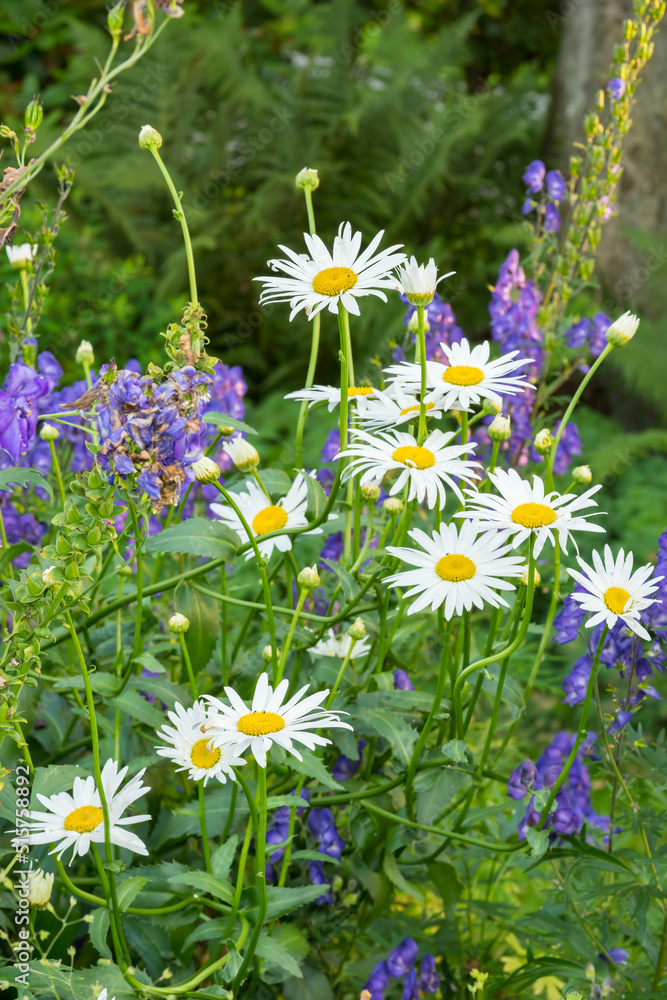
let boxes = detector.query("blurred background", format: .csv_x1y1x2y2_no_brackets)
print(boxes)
1,0,666,561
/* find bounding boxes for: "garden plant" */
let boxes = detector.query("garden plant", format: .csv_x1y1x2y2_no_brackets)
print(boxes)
1,3,667,1000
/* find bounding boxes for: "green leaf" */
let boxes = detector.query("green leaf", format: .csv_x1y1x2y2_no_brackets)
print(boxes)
116,877,150,912
261,884,328,920
168,870,234,904
88,907,111,959
0,466,54,500
304,474,327,522
289,849,341,866
211,834,239,881
257,467,293,499
428,861,462,912
441,739,470,764
181,916,228,950
174,581,221,674
525,827,549,859
203,412,258,435
360,708,418,766
266,795,311,810
321,559,359,601
109,689,166,729
255,930,305,980
32,765,90,801
144,518,239,561
287,748,343,791
382,853,423,900
132,652,166,674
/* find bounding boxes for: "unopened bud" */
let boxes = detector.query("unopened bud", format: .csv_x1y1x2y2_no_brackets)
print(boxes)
481,396,502,416
24,97,43,131
192,456,220,484
41,566,58,586
519,566,540,587
361,482,381,502
168,613,189,634
5,243,36,269
39,423,59,442
107,0,125,38
298,564,320,590
606,310,639,347
488,413,511,442
28,869,54,907
572,464,592,485
75,339,95,367
223,435,259,472
0,124,18,141
348,618,366,641
584,963,596,982
407,312,430,334
262,645,279,662
533,428,554,456
138,124,162,150
383,496,404,515
295,167,319,192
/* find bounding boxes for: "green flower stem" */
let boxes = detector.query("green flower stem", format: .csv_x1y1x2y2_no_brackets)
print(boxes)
536,625,609,831
211,481,278,679
453,536,535,739
274,586,308,685
20,270,32,337
304,187,317,235
178,632,197,698
653,912,667,991
276,775,307,890
91,845,131,967
362,800,525,854
124,495,145,667
340,303,355,392
463,605,502,733
147,147,199,317
405,612,454,820
416,306,428,444
232,766,268,993
326,638,358,710
223,782,255,939
221,565,229,685
460,409,468,445
294,313,321,468
221,780,238,843
198,783,212,874
544,343,613,489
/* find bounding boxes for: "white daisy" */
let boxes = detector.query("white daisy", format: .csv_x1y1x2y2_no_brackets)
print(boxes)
254,221,407,321
155,701,247,784
210,473,321,560
356,385,448,430
384,337,533,410
339,427,480,509
284,384,377,413
6,243,37,267
394,255,454,306
566,545,662,641
20,760,150,865
308,628,372,658
385,521,525,618
456,468,605,557
202,673,353,769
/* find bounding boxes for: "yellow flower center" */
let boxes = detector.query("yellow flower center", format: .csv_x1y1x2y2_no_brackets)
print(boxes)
312,266,358,297
190,738,221,770
604,586,631,615
391,445,436,469
511,502,557,529
252,505,288,536
348,387,375,397
63,805,104,833
443,365,485,386
237,711,286,736
436,554,476,582
399,402,435,416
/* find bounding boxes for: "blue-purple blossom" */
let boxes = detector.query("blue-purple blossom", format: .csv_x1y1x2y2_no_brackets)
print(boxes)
507,760,537,800
321,429,340,463
601,947,628,965
562,655,592,706
609,710,633,734
544,203,561,232
365,960,390,999
0,498,48,569
607,78,626,100
309,860,334,905
386,938,419,978
418,955,439,993
564,319,591,350
401,967,418,1000
522,198,536,216
307,808,346,861
332,739,366,782
590,313,612,357
394,668,414,691
546,169,567,203
0,363,51,461
395,293,465,364
264,789,310,882
523,159,546,193
553,594,587,644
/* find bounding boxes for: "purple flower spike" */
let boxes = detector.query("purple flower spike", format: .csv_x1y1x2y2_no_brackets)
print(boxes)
419,955,440,993
607,78,626,100
546,169,567,203
601,947,628,965
394,668,414,691
308,861,333,905
562,655,593,707
365,960,390,998
401,967,419,1000
523,159,546,193
553,595,588,645
386,938,419,978
544,203,561,232
563,318,591,350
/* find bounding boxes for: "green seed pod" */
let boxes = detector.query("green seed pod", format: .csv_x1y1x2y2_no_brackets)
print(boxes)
24,97,43,131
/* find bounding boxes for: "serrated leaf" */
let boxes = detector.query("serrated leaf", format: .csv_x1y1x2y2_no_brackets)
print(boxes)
144,518,239,561
32,765,89,801
382,853,423,900
116,876,150,912
0,466,54,499
257,467,293,499
441,739,469,764
255,929,305,980
287,748,343,791
174,581,220,674
525,827,549,859
289,849,341,866
360,708,418,766
260,884,328,920
266,796,311,810
321,558,359,601
203,412,258,435
88,907,111,959
168,870,234,904
133,652,166,674
211,834,239,881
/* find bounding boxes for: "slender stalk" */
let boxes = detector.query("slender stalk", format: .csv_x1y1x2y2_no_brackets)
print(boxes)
221,565,229,685
232,767,268,993
198,783,212,873
416,306,428,444
326,637,358,709
179,633,197,699
147,148,199,311
274,587,308,685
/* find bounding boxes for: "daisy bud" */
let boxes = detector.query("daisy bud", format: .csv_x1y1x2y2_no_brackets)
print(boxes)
191,456,220,484
298,564,321,590
408,311,430,334
39,423,59,442
262,645,279,662
138,124,162,150
295,167,320,192
168,613,190,634
488,413,511,442
5,243,37,269
606,310,640,347
572,464,592,485
361,482,381,501
518,566,541,587
28,869,54,907
223,435,260,472
481,396,502,416
533,428,554,456
383,497,404,515
75,339,95,367
42,566,58,586
348,618,366,641
396,256,447,307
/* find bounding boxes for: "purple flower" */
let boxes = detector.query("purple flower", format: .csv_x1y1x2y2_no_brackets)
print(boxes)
394,668,414,691
401,967,419,1000
308,861,333,905
400,294,464,365
0,364,51,461
553,594,587,644
523,160,546,194
601,947,628,965
546,169,566,203
507,760,537,800
522,199,536,216
552,421,582,476
609,710,633,734
308,808,346,861
419,955,440,993
0,499,48,569
607,78,626,101
562,655,593,706
544,203,561,232
365,961,390,999
563,318,591,350
590,313,612,358
321,429,340,463
332,739,366,782
386,938,418,978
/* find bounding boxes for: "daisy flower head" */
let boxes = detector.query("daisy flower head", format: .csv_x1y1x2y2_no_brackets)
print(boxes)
20,760,150,865
6,243,37,268
254,222,407,321
356,385,447,431
384,337,533,411
457,468,605,556
284,383,377,414
309,627,372,658
394,255,455,307
155,701,247,784
339,427,480,509
210,473,321,561
566,545,662,641
202,673,353,769
386,521,525,618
